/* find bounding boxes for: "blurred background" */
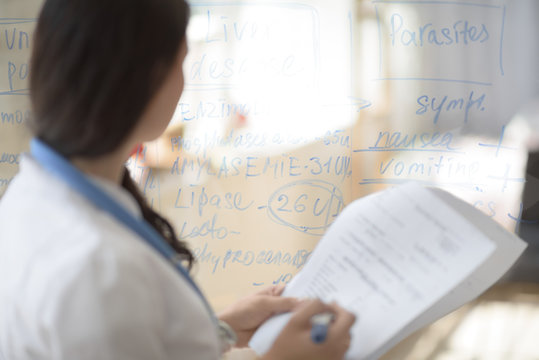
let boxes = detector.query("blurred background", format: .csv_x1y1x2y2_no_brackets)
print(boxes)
1,0,539,359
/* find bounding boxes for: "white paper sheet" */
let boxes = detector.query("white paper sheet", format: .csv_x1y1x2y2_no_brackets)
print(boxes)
249,183,526,359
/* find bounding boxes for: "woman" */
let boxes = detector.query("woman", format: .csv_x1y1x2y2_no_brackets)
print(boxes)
0,0,355,359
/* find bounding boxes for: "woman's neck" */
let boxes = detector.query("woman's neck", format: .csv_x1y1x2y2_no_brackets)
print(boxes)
71,146,130,184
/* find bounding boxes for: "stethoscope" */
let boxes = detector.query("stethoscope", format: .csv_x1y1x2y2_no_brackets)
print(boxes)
30,138,236,353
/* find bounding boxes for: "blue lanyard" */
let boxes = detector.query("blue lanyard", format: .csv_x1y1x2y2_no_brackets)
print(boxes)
30,138,216,321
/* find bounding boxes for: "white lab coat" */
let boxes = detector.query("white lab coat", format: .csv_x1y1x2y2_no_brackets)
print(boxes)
0,156,221,360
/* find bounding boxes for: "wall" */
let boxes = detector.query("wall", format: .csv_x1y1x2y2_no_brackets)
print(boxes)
1,2,538,357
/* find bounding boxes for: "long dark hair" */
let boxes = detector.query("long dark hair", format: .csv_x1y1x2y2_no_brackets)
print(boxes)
29,0,194,267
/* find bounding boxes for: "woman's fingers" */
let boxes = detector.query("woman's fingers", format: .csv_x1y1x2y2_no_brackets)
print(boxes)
263,299,357,360
255,284,286,296
328,302,356,337
289,299,333,327
258,295,301,315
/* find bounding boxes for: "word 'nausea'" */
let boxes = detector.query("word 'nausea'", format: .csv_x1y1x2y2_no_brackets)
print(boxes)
371,131,457,151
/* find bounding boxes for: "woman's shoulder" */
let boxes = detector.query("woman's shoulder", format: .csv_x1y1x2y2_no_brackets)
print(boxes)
0,155,165,322
0,157,222,360
0,155,98,230
0,155,161,289
4,157,106,231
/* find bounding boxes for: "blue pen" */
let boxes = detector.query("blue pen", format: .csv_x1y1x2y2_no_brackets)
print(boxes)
310,312,334,343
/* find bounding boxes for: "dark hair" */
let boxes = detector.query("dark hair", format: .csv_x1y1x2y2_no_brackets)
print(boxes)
30,0,194,267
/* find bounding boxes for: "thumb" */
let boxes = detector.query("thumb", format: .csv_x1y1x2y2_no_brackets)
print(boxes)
290,299,332,326
261,296,301,315
256,284,286,296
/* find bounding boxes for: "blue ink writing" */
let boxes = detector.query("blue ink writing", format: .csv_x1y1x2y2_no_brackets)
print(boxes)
390,13,489,47
174,186,253,216
416,91,486,124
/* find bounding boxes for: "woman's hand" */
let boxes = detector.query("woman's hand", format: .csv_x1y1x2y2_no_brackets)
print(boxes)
218,285,300,347
261,299,356,360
